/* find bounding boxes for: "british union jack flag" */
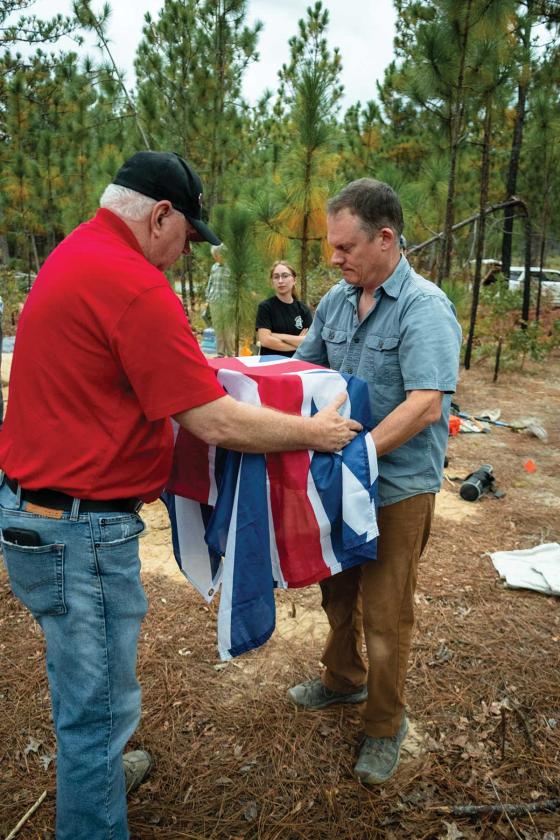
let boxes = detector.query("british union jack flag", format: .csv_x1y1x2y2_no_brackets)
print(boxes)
163,356,378,660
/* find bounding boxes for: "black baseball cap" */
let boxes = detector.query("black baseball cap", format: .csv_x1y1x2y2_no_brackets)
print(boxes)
113,151,220,245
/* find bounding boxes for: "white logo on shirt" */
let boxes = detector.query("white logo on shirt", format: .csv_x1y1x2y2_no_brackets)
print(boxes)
295,315,303,330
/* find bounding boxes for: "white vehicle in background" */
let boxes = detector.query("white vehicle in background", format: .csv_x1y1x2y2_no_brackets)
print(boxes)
508,266,560,307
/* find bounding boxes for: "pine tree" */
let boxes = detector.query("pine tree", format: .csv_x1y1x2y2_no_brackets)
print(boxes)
397,0,516,283
464,10,513,368
0,45,132,268
210,203,261,353
500,1,559,276
255,1,342,301
135,0,260,208
1,1,77,47
73,0,150,150
339,100,382,181
518,51,560,315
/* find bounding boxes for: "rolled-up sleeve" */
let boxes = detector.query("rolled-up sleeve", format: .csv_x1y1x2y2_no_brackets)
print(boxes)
399,295,462,393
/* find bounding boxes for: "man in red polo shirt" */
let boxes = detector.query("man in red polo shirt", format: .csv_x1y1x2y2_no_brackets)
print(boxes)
0,151,360,840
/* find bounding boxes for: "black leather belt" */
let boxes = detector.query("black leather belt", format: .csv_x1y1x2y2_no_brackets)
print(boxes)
5,476,142,514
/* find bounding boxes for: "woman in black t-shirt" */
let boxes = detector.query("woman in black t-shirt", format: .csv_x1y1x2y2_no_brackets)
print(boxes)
255,261,313,357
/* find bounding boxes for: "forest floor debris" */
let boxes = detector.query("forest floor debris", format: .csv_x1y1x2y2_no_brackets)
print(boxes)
1,355,559,839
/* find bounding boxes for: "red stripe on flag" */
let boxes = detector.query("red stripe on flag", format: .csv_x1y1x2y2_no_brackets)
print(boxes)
167,427,211,503
258,375,330,586
208,356,325,377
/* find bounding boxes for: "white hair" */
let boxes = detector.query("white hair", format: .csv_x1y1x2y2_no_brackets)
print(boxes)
99,184,157,221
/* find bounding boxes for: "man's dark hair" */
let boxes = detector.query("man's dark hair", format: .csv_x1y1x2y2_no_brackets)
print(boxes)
327,178,404,240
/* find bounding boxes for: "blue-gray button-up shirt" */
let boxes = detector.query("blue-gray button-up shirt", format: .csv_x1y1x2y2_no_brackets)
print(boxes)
294,257,462,507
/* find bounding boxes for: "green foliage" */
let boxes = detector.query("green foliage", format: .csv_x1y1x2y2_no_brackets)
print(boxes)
467,279,560,371
0,0,558,375
1,2,78,46
441,279,471,322
507,321,550,366
480,278,522,328
0,268,29,334
306,264,341,307
210,204,264,351
134,0,261,207
256,1,343,300
0,43,134,263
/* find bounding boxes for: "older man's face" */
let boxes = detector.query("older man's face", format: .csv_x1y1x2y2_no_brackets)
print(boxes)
327,208,387,290
153,208,200,270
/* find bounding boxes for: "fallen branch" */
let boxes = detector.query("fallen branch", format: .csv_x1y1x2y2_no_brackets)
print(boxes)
5,790,47,840
433,799,560,818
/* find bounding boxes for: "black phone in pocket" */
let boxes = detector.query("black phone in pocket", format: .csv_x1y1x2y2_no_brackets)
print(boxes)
2,527,41,546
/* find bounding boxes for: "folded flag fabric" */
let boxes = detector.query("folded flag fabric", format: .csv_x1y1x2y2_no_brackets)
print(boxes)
163,355,379,659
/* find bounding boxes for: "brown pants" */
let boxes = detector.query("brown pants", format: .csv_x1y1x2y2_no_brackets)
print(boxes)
320,493,435,737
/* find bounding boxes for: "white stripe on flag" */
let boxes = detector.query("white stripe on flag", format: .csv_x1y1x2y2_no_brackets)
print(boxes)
174,495,221,603
306,468,342,576
208,444,218,507
299,369,351,423
239,355,298,367
266,476,287,589
341,461,379,541
217,370,262,405
365,433,378,485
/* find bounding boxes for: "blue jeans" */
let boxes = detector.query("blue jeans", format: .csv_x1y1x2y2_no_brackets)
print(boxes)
0,477,147,839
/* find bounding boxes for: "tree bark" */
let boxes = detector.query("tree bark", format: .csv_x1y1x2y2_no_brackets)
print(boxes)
299,146,313,303
501,4,532,277
464,99,492,369
437,0,473,286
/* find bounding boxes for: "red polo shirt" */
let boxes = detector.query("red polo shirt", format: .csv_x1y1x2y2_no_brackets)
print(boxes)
0,209,225,502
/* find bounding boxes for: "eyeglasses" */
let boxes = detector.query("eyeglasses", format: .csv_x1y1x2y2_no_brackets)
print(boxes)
272,272,294,280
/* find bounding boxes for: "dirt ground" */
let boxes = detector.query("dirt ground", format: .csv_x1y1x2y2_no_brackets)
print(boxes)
0,353,559,839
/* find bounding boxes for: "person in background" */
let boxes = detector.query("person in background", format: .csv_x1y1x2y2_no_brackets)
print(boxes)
288,178,461,786
256,261,313,357
205,244,235,356
0,151,361,840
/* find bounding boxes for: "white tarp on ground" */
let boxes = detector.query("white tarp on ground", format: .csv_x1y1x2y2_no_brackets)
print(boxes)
490,543,560,596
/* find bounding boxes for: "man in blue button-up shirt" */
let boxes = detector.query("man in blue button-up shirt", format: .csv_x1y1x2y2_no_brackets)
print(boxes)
287,178,462,785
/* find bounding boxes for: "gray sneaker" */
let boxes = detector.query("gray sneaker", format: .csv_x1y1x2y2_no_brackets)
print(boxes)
287,677,367,710
123,749,153,795
354,715,409,785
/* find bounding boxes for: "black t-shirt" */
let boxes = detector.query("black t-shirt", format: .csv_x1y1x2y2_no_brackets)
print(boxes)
256,296,313,357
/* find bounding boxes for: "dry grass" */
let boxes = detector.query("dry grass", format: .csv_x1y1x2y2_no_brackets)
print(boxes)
1,355,559,840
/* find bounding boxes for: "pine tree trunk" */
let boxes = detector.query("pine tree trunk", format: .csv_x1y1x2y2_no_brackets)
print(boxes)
209,0,226,209
493,336,503,383
501,6,532,278
299,147,313,303
0,235,9,265
234,286,240,356
501,79,528,276
30,233,40,274
535,217,547,323
437,0,473,287
464,100,492,369
438,135,460,286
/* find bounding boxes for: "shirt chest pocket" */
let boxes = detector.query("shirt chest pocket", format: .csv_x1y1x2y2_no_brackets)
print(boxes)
321,326,348,369
364,334,402,384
